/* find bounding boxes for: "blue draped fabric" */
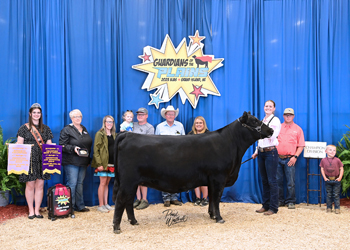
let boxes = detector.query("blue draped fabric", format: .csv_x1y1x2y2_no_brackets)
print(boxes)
0,0,349,206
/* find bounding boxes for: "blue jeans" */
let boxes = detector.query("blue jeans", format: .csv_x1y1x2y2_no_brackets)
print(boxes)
325,180,341,209
277,158,296,205
64,164,87,211
162,192,179,202
258,148,279,213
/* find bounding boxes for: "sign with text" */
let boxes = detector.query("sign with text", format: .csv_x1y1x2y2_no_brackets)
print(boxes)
42,144,62,174
133,31,224,109
7,144,31,175
303,141,327,159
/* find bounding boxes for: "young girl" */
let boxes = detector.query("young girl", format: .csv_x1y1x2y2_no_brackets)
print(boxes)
120,110,134,132
91,115,116,213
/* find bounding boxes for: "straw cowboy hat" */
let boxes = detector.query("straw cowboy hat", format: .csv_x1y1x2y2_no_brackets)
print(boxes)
161,105,179,119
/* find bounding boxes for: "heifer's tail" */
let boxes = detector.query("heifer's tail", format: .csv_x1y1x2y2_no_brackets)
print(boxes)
112,132,128,202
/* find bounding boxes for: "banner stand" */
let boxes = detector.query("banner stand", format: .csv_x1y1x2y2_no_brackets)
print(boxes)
304,141,327,207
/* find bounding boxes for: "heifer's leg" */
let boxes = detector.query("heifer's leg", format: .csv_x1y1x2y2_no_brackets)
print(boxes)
208,177,225,223
113,190,127,234
125,185,139,225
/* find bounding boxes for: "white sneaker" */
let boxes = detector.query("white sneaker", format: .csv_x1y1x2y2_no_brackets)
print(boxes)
104,204,114,211
97,206,109,213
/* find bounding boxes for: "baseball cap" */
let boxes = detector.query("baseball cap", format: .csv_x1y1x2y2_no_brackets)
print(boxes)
283,108,294,115
136,107,148,114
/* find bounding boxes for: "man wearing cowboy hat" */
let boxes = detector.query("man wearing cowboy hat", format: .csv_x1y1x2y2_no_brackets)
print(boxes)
155,105,185,207
276,108,305,209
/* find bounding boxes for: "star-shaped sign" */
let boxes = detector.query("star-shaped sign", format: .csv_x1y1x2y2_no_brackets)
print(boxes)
133,32,224,109
189,31,205,46
190,84,204,100
148,93,163,109
141,53,151,62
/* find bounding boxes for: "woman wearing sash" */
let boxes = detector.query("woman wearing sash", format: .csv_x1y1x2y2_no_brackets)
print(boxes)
17,103,54,219
252,100,281,215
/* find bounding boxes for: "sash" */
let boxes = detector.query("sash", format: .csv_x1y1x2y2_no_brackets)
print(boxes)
25,123,44,151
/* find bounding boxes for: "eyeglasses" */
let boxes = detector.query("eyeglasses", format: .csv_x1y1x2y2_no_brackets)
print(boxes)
166,113,175,117
73,116,82,119
137,113,146,116
283,114,294,117
106,121,114,124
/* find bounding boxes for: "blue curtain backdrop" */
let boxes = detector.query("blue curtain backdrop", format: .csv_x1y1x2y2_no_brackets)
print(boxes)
0,0,349,206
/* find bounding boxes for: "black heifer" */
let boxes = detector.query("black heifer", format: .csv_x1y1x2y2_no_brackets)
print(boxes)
112,112,273,234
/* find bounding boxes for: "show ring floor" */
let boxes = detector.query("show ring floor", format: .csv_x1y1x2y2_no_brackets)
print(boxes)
1,202,349,250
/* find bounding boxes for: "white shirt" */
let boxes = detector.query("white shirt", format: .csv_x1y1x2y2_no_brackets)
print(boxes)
257,114,281,148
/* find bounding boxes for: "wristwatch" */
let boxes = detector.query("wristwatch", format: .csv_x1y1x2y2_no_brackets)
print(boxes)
293,155,298,158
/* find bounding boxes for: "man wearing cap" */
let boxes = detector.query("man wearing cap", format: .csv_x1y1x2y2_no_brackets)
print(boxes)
132,107,155,210
276,108,305,209
155,105,185,207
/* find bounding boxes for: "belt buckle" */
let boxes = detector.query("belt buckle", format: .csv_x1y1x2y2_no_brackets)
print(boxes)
258,148,264,152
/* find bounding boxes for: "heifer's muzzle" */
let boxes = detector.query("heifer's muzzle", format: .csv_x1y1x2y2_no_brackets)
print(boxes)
238,119,273,139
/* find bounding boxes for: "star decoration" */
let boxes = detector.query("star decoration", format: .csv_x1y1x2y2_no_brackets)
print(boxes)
148,93,163,109
141,53,151,62
189,31,205,46
190,84,204,100
55,195,70,205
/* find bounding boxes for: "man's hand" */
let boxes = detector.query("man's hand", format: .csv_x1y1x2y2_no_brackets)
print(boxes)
287,157,297,167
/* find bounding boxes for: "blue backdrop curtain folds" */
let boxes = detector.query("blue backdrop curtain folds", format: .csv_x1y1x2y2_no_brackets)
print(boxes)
0,0,349,206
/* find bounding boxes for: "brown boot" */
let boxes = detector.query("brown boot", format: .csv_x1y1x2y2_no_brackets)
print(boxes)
326,208,332,213
335,209,340,214
263,210,275,216
255,207,267,213
164,201,170,207
170,200,182,206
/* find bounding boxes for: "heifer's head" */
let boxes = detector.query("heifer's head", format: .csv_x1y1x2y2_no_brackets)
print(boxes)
238,111,273,139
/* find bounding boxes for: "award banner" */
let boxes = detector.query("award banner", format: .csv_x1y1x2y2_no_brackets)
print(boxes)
42,144,62,174
7,144,32,175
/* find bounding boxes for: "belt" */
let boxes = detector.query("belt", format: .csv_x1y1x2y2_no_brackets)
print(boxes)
258,146,276,152
279,155,292,159
327,176,338,181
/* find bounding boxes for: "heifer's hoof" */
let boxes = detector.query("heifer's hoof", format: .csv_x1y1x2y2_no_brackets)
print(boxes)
113,225,121,234
129,220,139,225
210,215,216,220
216,219,225,224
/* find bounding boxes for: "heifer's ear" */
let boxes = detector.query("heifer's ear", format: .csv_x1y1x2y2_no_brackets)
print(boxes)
240,111,248,123
248,111,251,115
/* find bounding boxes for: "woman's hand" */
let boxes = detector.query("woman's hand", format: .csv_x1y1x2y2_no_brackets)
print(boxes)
97,166,104,171
252,153,258,159
74,146,80,155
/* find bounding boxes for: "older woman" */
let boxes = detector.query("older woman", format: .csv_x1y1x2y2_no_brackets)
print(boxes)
59,109,92,212
91,115,116,213
188,116,209,206
252,100,281,215
17,103,54,219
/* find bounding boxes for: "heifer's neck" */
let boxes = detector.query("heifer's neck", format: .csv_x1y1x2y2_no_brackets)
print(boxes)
226,120,260,160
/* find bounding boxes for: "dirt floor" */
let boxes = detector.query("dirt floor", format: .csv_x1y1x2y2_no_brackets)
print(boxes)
1,201,349,250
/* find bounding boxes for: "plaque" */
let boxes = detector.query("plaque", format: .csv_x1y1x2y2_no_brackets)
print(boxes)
78,148,89,157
